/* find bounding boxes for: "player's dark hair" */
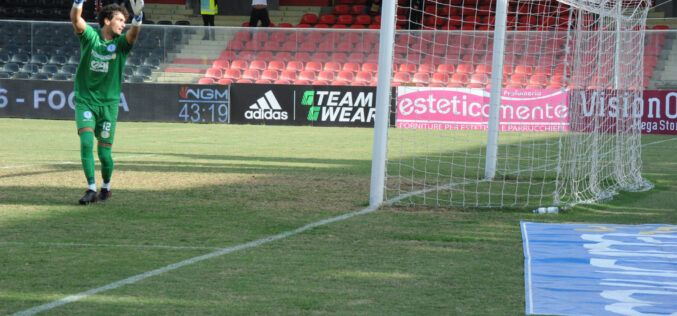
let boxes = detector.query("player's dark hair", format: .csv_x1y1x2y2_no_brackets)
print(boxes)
98,4,130,28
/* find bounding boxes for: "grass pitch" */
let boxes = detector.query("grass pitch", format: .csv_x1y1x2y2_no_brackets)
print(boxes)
1,118,676,315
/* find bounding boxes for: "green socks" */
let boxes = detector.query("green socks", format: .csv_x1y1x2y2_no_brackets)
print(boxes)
79,131,96,186
80,131,114,187
97,144,114,184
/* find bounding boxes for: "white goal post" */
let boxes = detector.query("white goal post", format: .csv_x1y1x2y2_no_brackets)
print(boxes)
370,0,653,209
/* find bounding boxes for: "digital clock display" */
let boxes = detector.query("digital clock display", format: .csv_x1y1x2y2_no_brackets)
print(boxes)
179,103,229,123
178,86,230,123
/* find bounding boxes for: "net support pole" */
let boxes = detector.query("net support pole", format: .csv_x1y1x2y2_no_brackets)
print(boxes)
484,0,508,179
369,0,397,207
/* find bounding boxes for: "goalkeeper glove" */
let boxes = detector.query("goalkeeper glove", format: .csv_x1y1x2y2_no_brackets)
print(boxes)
130,0,144,26
73,0,85,9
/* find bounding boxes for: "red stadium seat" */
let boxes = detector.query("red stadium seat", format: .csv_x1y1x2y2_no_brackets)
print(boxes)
431,73,449,84
270,31,287,42
226,40,244,51
337,14,354,25
249,60,267,71
347,53,365,63
237,79,253,83
456,63,474,74
252,32,268,42
279,70,297,81
223,69,242,80
355,71,373,83
470,73,489,86
475,64,491,74
398,63,417,73
254,51,277,63
330,53,348,63
314,24,330,28
230,60,248,71
336,41,354,53
317,70,335,81
312,53,330,62
417,63,435,73
355,14,371,25
305,61,323,72
286,61,304,72
299,70,316,81
437,64,455,73
322,62,341,72
295,52,312,62
245,41,262,51
529,74,548,87
451,73,469,85
198,77,215,84
273,52,292,63
238,51,256,61
514,65,533,75
212,60,229,70
342,62,361,72
299,41,317,52
294,80,311,85
318,41,335,53
392,72,411,84
267,60,285,71
318,14,336,25
263,41,281,51
350,5,366,15
217,78,233,85
204,68,223,79
362,62,378,73
333,4,350,15
274,79,291,84
242,69,260,80
337,70,355,81
331,80,350,86
301,14,318,24
261,69,279,80
412,72,430,84
510,74,529,85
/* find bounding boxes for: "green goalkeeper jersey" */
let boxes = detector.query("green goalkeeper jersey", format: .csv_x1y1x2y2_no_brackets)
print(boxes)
74,25,133,107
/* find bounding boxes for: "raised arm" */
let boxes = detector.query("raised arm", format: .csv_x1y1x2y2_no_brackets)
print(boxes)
70,0,87,34
126,0,144,45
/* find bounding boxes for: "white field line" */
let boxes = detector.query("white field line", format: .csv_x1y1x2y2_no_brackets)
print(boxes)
643,137,677,147
10,204,380,316
1,154,157,170
521,222,535,315
0,241,220,250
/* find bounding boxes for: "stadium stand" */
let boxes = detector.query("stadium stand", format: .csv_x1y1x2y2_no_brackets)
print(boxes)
0,1,672,87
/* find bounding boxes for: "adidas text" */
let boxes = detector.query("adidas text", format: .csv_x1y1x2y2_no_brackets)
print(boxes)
245,109,288,120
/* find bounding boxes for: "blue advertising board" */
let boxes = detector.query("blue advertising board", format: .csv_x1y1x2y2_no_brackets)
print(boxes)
521,222,677,316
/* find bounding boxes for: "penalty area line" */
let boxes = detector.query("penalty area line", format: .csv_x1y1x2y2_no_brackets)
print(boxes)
10,204,380,316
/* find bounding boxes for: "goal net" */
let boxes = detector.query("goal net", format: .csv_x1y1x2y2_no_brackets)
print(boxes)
371,0,653,208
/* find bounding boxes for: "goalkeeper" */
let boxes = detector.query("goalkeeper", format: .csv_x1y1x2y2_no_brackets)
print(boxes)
70,0,144,204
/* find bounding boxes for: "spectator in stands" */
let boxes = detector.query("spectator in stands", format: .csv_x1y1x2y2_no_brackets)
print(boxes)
249,0,271,27
200,0,217,40
363,0,382,15
70,0,144,205
408,0,424,29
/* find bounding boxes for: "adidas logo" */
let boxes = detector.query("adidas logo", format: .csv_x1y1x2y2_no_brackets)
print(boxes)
244,90,288,120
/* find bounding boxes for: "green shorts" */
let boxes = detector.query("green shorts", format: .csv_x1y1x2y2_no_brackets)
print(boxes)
75,103,119,144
